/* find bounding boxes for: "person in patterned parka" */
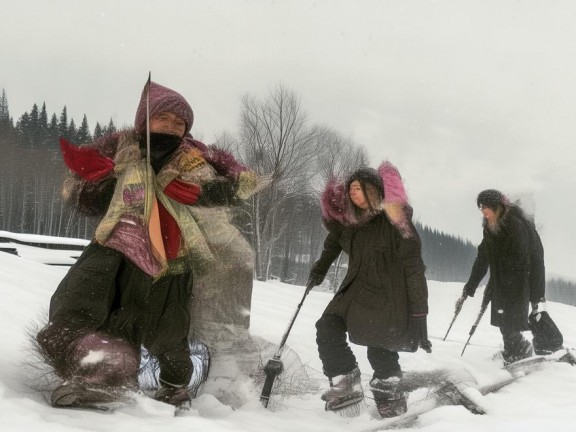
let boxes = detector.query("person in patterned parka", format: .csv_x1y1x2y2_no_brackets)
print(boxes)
36,80,264,410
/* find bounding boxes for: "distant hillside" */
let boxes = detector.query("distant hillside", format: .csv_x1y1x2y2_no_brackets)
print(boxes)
415,222,478,283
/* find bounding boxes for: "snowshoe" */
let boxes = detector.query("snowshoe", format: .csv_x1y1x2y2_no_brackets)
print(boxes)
322,367,364,412
505,347,576,376
369,376,407,418
558,348,576,365
436,380,485,414
50,381,130,410
502,339,533,366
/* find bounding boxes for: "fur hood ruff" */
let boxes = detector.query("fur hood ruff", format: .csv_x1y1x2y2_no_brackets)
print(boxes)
320,161,414,238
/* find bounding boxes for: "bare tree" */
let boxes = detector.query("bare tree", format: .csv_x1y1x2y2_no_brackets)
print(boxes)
238,84,321,280
312,126,369,189
308,126,369,290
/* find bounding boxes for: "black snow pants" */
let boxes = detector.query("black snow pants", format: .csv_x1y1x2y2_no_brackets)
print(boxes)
37,242,194,388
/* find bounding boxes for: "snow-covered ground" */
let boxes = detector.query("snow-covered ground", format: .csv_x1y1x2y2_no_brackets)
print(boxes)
1,238,575,431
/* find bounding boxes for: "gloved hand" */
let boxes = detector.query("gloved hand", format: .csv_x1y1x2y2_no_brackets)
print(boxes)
530,298,547,321
462,283,476,298
197,178,237,206
409,314,432,353
77,176,117,216
60,138,115,182
307,272,324,287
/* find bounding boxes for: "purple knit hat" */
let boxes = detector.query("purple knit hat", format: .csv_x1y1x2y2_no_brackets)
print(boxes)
134,81,194,135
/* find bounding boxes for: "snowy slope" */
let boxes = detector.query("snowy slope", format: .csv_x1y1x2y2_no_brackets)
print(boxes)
1,245,575,432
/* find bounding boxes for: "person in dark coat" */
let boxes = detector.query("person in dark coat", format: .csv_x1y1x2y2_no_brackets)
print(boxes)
463,189,548,365
35,80,265,410
307,162,429,418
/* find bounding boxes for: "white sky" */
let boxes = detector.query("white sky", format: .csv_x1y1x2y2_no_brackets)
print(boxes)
2,0,576,280
1,246,576,430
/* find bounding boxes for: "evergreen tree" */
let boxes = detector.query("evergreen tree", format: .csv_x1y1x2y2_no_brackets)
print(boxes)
104,118,116,134
93,122,103,139
58,107,68,140
0,88,13,132
76,114,92,143
15,111,32,147
29,104,39,130
47,113,60,147
67,118,77,142
38,102,49,146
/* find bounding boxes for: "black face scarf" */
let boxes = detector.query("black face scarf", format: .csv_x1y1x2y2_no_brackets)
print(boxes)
139,132,182,174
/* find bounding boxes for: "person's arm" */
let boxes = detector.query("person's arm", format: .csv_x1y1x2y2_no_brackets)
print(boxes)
196,176,238,206
499,215,531,295
463,240,490,297
59,136,118,216
398,222,428,314
201,143,270,201
60,138,115,182
397,223,432,352
527,222,546,305
308,229,343,286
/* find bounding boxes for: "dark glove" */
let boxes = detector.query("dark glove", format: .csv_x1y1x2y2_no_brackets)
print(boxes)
60,138,115,182
307,272,324,287
530,298,546,320
77,176,117,216
409,314,432,353
197,178,237,206
462,283,476,298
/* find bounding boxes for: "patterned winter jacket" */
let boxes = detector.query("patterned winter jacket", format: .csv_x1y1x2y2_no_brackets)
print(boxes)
63,130,262,278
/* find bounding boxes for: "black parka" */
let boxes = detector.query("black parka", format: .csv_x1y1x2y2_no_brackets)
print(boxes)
311,212,428,350
465,207,545,331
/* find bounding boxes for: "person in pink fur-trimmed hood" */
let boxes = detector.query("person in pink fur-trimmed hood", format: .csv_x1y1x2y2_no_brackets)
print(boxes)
307,162,429,418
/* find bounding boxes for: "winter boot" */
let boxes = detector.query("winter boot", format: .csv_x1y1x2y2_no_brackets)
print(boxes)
154,383,193,410
369,376,407,418
321,367,364,411
50,332,139,409
503,338,534,366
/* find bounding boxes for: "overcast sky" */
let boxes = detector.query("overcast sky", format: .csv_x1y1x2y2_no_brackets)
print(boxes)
2,0,576,280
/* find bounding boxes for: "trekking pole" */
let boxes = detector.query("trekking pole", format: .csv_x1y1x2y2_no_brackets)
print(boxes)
145,71,151,169
461,288,491,356
260,281,315,408
443,294,467,341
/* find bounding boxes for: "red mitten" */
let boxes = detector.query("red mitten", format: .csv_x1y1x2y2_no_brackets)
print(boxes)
164,178,202,205
60,138,115,182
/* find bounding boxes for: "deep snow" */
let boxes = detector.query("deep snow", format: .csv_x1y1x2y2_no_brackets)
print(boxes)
1,233,575,431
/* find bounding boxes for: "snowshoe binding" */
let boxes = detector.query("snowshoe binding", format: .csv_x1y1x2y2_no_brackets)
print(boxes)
436,379,485,414
502,338,534,366
369,376,407,418
322,367,364,413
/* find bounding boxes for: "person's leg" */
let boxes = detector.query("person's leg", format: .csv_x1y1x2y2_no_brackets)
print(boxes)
153,338,194,406
316,313,363,409
141,270,195,407
500,327,533,364
367,347,401,380
367,347,406,418
316,313,357,377
36,243,123,374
